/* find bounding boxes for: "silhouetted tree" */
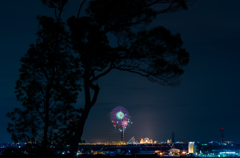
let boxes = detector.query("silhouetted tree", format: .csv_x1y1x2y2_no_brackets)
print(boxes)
7,2,81,156
16,0,193,157
66,0,192,156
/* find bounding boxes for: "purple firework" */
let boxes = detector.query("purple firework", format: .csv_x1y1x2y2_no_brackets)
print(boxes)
110,106,132,132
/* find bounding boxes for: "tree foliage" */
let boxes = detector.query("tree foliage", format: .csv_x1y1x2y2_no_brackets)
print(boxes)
7,13,81,156
66,0,192,156
9,0,194,156
7,108,41,143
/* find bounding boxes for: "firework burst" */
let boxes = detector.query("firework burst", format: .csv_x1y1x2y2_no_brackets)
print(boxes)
110,106,132,132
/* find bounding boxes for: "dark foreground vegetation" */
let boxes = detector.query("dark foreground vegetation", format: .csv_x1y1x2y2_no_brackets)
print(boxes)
6,0,194,157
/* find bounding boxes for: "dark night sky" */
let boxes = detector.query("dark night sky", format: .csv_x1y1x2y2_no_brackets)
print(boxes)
1,0,240,143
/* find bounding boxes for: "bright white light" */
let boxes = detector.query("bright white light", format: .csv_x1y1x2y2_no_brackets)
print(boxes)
220,152,235,154
116,111,124,120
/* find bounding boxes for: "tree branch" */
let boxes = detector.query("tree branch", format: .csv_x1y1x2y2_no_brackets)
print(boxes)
90,63,113,82
36,108,44,121
77,0,87,18
102,0,186,34
89,83,100,108
55,7,58,20
114,66,149,78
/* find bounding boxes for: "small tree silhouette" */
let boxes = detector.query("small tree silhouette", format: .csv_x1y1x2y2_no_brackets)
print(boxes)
7,10,81,157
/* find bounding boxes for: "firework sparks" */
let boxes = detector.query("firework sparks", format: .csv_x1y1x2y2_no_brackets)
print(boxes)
110,106,132,132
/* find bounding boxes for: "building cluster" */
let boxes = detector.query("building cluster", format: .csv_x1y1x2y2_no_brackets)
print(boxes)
139,137,153,144
1,140,240,157
76,141,240,157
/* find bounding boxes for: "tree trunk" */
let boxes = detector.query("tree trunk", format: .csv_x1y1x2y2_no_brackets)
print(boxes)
70,106,91,157
43,87,50,157
43,105,49,157
70,65,92,157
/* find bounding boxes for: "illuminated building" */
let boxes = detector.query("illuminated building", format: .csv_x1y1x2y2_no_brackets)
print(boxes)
167,139,172,144
128,136,136,144
169,148,180,155
140,137,153,144
188,142,196,154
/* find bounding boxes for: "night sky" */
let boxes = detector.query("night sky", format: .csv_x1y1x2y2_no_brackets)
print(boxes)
1,0,240,143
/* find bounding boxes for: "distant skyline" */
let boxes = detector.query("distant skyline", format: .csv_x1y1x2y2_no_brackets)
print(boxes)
1,0,240,143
